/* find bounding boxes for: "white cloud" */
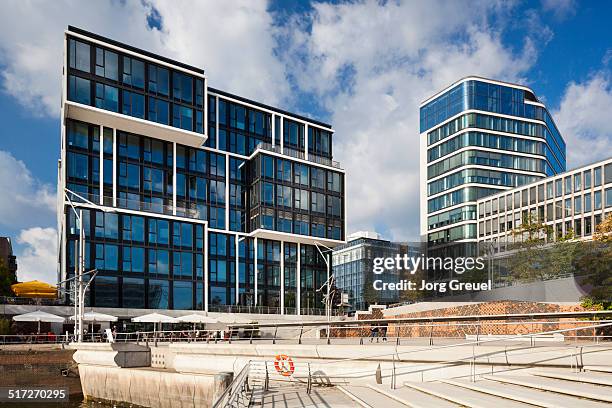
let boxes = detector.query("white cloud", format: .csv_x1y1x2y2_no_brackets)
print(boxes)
281,1,547,240
0,0,163,116
541,0,576,20
150,0,289,106
0,0,288,116
0,151,55,229
552,72,612,168
15,227,57,283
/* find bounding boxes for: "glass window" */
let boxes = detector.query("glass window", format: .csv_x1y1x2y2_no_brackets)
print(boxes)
69,39,90,72
594,167,602,187
122,57,144,89
148,65,169,96
546,182,553,200
148,97,169,125
95,83,118,112
173,281,193,310
68,75,91,105
173,105,193,131
148,279,169,309
574,196,582,214
311,168,325,189
122,278,144,308
606,163,612,184
67,152,88,180
121,90,144,119
606,188,612,208
564,177,571,195
555,179,562,198
584,170,591,189
94,276,117,307
574,173,581,192
594,190,602,210
173,71,193,103
95,47,118,80
584,193,591,212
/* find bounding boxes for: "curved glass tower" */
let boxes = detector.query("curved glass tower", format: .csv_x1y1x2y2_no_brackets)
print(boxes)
419,77,566,253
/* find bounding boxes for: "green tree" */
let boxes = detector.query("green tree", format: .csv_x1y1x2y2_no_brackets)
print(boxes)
575,214,612,304
508,214,576,282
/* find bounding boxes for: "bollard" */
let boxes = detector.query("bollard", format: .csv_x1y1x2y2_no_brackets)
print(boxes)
375,363,382,384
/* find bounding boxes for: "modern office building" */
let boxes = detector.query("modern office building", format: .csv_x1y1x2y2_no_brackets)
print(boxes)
0,237,18,283
332,232,419,310
57,27,346,314
419,77,567,255
477,157,612,248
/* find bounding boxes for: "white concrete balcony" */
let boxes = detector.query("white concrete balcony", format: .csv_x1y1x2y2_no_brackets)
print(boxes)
64,100,207,147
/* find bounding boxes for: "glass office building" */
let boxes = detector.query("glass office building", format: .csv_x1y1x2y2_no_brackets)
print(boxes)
477,158,612,247
58,27,346,314
419,77,566,254
332,233,419,310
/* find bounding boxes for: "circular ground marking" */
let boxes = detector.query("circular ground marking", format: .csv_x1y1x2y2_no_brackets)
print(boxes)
274,354,295,376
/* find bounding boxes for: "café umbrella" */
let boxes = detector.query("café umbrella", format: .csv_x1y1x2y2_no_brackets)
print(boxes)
13,311,65,334
174,314,218,331
70,311,118,337
131,312,176,334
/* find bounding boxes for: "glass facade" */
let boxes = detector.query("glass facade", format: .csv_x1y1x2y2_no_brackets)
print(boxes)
333,238,420,310
60,28,345,315
421,78,566,248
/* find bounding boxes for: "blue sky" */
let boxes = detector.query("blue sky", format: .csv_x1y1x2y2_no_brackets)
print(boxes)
0,0,611,283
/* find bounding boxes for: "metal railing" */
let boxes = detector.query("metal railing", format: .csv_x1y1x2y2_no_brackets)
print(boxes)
212,360,252,408
255,142,342,169
0,296,63,306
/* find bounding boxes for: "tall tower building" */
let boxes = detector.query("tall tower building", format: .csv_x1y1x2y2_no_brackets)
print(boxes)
419,77,566,254
58,27,346,314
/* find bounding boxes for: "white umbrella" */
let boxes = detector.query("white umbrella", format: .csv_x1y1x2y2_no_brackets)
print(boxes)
175,314,218,331
216,314,252,324
131,312,176,334
13,311,65,334
70,311,118,322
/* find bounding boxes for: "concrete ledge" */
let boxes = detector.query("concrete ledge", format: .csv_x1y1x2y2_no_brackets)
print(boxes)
70,343,151,367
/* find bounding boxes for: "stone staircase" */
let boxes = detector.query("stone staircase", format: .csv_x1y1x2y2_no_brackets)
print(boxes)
337,368,612,407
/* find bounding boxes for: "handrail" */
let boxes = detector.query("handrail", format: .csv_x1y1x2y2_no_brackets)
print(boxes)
315,321,612,366
212,360,251,408
230,310,612,329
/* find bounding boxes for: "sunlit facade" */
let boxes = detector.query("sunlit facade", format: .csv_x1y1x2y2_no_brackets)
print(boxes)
58,27,346,314
419,77,566,255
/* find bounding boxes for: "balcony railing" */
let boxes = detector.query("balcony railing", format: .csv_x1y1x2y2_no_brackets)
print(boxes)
255,142,342,169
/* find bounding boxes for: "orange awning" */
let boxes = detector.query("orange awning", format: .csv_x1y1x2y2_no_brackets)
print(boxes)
11,280,58,299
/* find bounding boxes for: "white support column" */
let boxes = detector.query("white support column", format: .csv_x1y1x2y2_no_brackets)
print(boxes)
215,96,219,148
112,128,117,207
280,240,284,315
99,125,104,205
235,234,239,305
225,154,230,230
304,123,309,161
254,237,258,306
172,142,177,216
280,116,284,152
296,242,301,316
271,114,275,147
204,225,209,312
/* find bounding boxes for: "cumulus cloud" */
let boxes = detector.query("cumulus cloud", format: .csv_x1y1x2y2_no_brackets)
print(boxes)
541,0,576,20
15,227,57,283
280,0,549,240
552,72,612,168
0,0,164,116
0,151,55,229
0,0,288,117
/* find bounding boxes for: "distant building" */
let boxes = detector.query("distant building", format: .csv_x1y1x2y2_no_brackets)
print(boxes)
0,237,18,283
477,157,612,247
332,232,419,310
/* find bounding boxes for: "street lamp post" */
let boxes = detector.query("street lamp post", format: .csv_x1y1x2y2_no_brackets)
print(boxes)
314,242,334,321
64,188,112,342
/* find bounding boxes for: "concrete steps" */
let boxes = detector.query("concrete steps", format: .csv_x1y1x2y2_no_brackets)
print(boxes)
585,365,612,373
337,385,410,407
367,384,461,408
532,370,612,386
403,381,531,408
441,378,610,408
483,374,612,403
